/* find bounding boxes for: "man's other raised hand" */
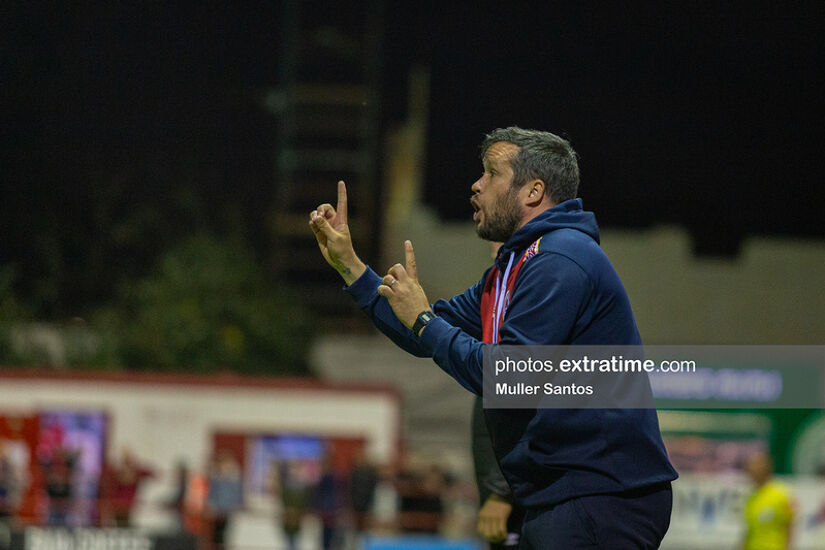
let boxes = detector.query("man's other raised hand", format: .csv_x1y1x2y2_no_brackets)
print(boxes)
377,240,431,331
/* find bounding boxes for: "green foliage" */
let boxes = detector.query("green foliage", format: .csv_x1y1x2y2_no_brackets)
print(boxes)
95,235,312,375
0,267,21,362
1,266,123,369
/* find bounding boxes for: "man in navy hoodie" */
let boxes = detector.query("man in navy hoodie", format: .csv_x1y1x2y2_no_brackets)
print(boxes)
309,127,677,548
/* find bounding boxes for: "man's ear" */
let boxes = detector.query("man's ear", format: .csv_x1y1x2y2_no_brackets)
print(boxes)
523,179,546,207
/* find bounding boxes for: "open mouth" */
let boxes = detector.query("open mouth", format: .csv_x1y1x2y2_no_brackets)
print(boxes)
471,196,481,222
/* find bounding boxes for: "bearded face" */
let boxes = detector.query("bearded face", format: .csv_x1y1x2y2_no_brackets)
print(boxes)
474,183,523,242
471,141,525,243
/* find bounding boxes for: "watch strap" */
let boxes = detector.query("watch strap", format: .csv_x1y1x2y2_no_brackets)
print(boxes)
412,310,436,336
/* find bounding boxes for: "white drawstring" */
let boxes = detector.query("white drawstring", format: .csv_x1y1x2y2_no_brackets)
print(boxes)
493,252,515,344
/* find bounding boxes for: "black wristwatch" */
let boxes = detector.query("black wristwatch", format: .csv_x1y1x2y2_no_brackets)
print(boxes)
412,310,437,336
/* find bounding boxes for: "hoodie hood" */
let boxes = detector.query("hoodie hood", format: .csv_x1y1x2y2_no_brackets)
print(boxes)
495,198,600,270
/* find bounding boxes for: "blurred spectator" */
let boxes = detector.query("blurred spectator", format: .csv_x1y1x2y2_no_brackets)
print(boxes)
369,463,398,534
103,448,154,527
166,460,190,533
349,449,378,534
278,459,313,550
397,463,445,534
741,451,795,550
206,451,244,550
184,467,209,536
0,446,21,527
314,455,343,550
39,444,79,526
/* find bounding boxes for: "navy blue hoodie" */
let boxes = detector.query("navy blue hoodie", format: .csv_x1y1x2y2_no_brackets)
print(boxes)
345,198,677,508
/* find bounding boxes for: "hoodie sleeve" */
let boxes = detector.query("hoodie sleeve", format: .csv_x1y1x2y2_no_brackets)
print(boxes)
418,253,592,393
344,266,487,358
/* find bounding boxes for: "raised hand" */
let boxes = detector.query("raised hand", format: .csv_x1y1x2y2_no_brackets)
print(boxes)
309,181,365,285
377,240,431,331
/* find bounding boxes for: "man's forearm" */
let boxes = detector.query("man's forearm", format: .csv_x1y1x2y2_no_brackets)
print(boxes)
333,256,367,286
419,316,485,394
345,266,433,358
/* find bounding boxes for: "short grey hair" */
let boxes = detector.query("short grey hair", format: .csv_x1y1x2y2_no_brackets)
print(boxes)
481,127,580,204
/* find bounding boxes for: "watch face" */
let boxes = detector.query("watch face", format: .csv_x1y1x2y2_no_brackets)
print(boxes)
421,312,433,323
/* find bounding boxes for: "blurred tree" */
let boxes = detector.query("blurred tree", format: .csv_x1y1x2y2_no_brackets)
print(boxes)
94,235,311,375
0,265,121,368
0,267,28,364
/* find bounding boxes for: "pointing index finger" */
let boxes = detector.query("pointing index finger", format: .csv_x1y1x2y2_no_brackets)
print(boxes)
337,180,348,222
404,240,417,280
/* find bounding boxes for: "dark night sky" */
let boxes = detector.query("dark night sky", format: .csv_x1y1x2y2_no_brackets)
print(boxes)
1,1,824,315
417,3,825,253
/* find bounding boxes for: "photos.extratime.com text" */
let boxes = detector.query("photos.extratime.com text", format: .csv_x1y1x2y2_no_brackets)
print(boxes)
481,345,825,409
493,355,697,376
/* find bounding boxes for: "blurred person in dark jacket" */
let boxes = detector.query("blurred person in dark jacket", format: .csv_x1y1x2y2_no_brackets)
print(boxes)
166,460,190,533
472,396,524,549
349,449,378,534
277,459,313,550
314,455,343,550
397,462,444,534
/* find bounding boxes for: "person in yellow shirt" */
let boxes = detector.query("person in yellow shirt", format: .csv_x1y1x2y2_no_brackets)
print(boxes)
742,451,795,550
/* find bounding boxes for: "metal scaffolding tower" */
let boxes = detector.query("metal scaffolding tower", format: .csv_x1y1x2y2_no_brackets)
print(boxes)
268,0,384,320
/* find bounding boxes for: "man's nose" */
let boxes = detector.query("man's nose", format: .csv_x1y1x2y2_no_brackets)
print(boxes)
471,177,482,193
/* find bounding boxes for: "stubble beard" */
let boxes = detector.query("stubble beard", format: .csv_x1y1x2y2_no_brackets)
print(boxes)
475,186,522,243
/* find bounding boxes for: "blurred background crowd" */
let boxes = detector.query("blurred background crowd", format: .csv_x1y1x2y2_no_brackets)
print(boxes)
2,1,824,549
0,424,475,550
